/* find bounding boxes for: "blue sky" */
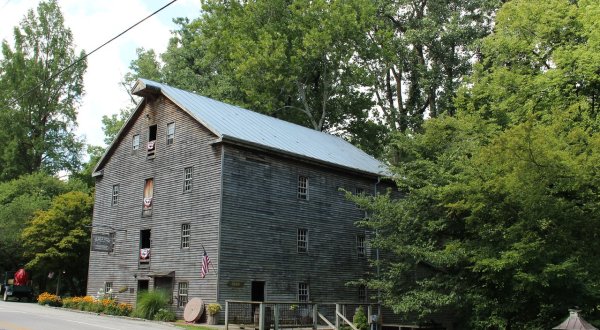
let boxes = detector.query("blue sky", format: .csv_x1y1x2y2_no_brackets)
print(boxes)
0,0,201,147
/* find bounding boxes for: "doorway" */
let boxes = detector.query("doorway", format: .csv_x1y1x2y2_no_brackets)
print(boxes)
137,280,149,296
251,281,265,301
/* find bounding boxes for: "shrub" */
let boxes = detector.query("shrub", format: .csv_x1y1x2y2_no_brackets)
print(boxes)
207,303,221,315
353,306,368,330
132,290,171,320
153,308,177,322
61,295,132,316
37,292,62,307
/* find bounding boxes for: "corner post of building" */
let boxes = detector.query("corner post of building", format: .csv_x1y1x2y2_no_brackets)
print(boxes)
312,303,318,330
335,304,341,330
274,303,280,330
259,302,265,330
225,301,229,330
367,305,373,324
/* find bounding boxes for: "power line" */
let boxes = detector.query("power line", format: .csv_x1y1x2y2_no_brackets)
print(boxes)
7,0,178,106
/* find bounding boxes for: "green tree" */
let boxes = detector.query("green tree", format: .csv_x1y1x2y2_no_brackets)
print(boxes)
0,0,86,181
366,0,502,133
21,190,93,296
359,0,600,328
0,172,71,275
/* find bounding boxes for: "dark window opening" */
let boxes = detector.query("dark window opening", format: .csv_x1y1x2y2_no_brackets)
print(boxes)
140,229,151,265
147,125,157,157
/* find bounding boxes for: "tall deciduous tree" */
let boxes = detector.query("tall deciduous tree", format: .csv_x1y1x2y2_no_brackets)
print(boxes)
0,0,86,180
358,0,600,328
366,0,502,133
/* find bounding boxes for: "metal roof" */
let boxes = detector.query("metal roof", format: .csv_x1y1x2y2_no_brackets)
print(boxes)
133,78,389,177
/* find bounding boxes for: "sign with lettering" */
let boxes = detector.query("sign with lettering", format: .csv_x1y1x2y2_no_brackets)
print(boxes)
91,234,113,252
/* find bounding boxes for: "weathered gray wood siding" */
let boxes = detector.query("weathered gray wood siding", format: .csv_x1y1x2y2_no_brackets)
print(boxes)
87,96,222,316
217,145,387,304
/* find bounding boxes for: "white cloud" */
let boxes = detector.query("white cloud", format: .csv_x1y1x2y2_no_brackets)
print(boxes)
0,0,201,148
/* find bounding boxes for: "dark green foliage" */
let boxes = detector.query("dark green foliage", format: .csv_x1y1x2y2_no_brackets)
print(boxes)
133,290,172,320
358,0,600,328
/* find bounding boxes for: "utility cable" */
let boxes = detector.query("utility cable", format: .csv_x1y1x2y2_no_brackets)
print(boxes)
6,0,178,105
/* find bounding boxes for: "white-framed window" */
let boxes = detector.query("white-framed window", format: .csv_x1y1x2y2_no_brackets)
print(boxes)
298,176,308,200
358,284,367,303
132,134,140,150
112,184,119,206
355,187,365,195
167,122,175,145
298,282,309,302
183,167,193,192
105,282,113,294
357,234,366,257
181,223,191,249
178,282,188,308
297,228,308,253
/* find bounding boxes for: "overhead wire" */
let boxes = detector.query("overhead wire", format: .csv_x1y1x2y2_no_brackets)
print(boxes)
4,0,178,106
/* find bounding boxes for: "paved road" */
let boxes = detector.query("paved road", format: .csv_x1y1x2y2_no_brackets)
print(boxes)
0,300,178,330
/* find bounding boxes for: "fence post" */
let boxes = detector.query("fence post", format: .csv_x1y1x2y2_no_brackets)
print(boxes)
312,303,318,330
259,302,265,330
225,301,229,330
335,304,340,330
274,303,280,330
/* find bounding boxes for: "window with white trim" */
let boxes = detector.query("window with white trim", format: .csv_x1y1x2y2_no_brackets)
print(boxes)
298,176,308,200
181,223,190,249
178,282,188,308
105,282,113,294
355,187,365,195
167,122,175,145
298,282,309,302
183,167,193,192
112,184,119,206
357,234,366,257
132,134,140,150
297,228,308,253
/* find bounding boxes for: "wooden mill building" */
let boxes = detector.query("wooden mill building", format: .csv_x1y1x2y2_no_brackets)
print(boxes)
86,78,390,318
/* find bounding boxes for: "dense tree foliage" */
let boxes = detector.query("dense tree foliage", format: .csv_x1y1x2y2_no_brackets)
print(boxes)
356,0,600,328
0,0,86,180
22,191,93,296
0,173,74,275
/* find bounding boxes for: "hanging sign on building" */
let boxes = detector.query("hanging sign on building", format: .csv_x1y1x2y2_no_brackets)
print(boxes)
91,233,113,252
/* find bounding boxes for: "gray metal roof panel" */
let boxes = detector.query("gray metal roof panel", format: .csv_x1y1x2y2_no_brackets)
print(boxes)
139,78,389,176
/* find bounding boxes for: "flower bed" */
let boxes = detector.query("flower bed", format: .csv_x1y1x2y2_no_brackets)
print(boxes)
37,293,132,316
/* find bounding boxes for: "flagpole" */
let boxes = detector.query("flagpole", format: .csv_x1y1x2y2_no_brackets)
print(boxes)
200,242,218,274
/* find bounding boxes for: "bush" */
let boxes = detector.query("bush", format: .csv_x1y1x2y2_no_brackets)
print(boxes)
37,292,62,307
353,306,368,330
153,308,177,322
207,303,221,315
132,290,171,320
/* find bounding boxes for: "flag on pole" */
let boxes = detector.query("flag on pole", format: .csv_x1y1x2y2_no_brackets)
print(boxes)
201,250,212,278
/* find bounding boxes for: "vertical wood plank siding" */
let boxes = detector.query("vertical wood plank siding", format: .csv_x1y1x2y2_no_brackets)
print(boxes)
87,96,222,316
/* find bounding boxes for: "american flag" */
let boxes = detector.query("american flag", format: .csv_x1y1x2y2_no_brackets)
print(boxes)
201,250,212,278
